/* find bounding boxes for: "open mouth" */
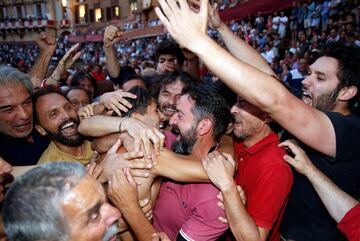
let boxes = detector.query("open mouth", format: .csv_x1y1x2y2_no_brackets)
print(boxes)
14,122,31,131
302,90,313,106
59,121,77,136
162,107,176,116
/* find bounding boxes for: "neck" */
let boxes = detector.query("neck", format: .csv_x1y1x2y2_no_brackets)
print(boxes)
191,136,217,159
53,141,86,157
25,134,34,143
244,127,272,148
333,102,351,116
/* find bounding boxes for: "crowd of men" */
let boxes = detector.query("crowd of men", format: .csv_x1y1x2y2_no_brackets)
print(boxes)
0,0,359,241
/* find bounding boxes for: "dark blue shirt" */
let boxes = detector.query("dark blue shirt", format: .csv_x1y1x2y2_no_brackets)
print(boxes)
0,130,50,166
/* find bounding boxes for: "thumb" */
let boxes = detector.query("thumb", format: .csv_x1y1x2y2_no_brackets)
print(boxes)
108,139,122,154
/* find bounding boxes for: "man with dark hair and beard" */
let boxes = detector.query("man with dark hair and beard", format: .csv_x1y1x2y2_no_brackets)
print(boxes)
33,87,93,165
151,83,231,241
154,2,360,240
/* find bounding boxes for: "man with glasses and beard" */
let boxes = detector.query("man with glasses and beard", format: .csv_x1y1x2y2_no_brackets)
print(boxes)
33,87,93,165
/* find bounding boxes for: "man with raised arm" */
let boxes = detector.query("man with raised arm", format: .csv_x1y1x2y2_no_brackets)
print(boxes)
155,1,360,240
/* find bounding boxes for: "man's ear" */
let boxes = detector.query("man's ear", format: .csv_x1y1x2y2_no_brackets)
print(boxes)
338,86,358,102
35,125,47,136
197,118,213,136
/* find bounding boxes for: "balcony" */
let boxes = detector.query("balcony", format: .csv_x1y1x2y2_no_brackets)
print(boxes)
0,18,56,33
59,19,71,28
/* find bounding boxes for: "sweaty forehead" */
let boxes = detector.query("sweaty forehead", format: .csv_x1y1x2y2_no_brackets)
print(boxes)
61,175,105,220
311,56,339,76
162,79,185,94
36,93,69,111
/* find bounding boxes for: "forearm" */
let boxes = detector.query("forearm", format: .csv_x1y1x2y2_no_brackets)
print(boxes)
104,46,120,78
29,51,53,87
222,183,259,241
217,23,274,76
78,116,122,137
153,149,209,182
192,35,284,113
121,204,157,241
307,168,359,223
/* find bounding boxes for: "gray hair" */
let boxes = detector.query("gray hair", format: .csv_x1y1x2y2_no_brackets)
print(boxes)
2,162,87,241
0,65,33,94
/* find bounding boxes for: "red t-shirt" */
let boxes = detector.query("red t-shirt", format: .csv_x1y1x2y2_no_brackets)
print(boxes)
233,133,293,241
337,203,360,241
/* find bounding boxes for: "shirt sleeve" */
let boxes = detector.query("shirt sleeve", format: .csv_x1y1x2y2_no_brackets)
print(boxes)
337,204,360,241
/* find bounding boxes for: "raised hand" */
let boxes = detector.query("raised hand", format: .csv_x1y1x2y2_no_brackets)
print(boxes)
208,2,222,29
36,31,56,55
104,25,124,48
99,90,137,116
46,43,81,85
155,0,209,53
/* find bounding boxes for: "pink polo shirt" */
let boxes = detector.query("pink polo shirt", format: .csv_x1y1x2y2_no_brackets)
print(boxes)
153,181,228,241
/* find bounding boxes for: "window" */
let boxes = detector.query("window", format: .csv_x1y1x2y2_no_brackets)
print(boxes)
95,8,102,22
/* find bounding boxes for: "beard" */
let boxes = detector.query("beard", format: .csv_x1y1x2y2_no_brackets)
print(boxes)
313,86,341,112
45,118,85,147
102,223,119,241
171,123,198,155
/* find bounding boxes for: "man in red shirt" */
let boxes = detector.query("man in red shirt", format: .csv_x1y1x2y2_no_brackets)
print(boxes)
203,97,293,241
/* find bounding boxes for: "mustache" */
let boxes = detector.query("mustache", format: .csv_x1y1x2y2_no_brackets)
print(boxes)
102,223,119,241
58,118,78,131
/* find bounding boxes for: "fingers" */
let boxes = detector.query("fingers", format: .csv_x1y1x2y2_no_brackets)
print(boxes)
124,168,137,186
139,198,150,208
108,139,122,154
218,216,228,223
122,151,145,161
130,169,149,178
199,0,209,16
155,0,171,25
89,151,99,163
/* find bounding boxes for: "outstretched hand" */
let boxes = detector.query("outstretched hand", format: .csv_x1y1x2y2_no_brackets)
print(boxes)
155,0,209,53
279,140,315,177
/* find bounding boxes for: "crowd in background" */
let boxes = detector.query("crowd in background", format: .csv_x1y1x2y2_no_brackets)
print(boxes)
0,0,358,90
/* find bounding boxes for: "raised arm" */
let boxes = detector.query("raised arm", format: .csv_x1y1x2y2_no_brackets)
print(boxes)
155,0,336,157
44,43,81,86
103,25,123,78
208,3,274,76
29,32,57,87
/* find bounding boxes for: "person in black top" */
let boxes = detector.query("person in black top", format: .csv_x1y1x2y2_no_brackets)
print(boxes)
0,66,49,166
